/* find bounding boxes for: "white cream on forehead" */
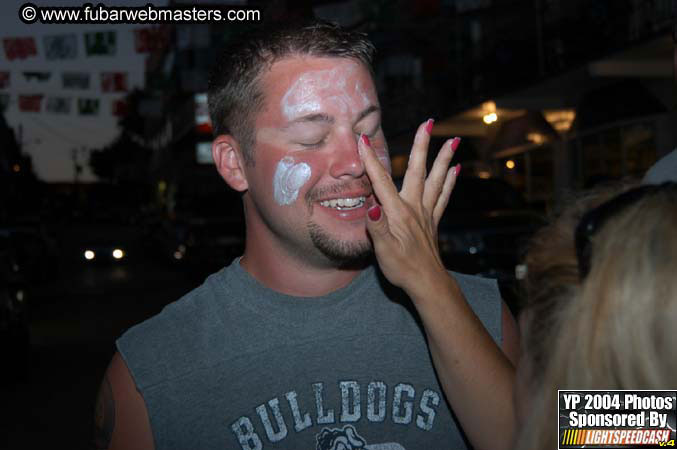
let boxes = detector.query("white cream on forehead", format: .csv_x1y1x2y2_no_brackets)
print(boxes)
273,156,312,206
355,81,371,110
281,64,372,121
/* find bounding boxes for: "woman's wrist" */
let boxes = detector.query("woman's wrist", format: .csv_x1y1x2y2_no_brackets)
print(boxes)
404,264,460,308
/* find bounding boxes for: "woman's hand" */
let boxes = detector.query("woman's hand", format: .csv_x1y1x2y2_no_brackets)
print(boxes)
361,121,518,450
358,119,460,295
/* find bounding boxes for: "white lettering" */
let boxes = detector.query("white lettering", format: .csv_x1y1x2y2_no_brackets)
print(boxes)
649,411,667,427
285,391,312,432
230,416,263,450
563,393,580,409
255,398,288,442
313,382,335,425
417,389,440,431
392,383,415,425
340,381,361,422
366,381,386,422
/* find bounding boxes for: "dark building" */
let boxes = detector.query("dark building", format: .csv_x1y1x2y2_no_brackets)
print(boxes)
123,0,674,214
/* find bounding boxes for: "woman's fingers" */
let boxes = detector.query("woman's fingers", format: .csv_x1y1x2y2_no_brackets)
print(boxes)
364,203,395,247
400,119,434,202
358,123,460,292
433,163,461,227
423,137,460,214
357,134,400,213
358,138,398,252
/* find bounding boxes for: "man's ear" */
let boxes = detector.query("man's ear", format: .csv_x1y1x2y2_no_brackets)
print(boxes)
212,135,249,192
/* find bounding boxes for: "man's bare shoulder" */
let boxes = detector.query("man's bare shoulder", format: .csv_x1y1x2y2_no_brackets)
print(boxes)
92,352,154,450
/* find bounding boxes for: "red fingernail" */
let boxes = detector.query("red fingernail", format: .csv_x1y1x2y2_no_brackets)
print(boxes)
362,134,370,146
451,137,461,152
367,205,381,221
425,118,434,134
456,163,462,176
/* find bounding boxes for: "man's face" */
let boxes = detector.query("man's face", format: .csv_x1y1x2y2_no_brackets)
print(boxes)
242,56,389,266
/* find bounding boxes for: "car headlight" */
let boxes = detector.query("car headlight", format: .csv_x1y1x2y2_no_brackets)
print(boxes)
112,248,125,259
84,250,95,260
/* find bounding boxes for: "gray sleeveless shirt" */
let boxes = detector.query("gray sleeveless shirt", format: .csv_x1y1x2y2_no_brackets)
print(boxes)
117,260,502,450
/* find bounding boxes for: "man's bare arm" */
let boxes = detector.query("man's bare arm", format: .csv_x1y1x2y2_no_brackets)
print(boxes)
92,374,115,449
92,352,154,450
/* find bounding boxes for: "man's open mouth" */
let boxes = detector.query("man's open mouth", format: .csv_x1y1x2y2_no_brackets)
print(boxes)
319,196,366,210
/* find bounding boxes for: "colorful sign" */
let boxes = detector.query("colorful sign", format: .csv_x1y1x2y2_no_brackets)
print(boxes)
62,72,90,89
77,98,100,115
134,26,170,53
23,72,51,82
84,31,116,56
3,37,38,60
19,94,43,112
44,34,78,60
0,72,9,89
46,97,72,114
101,72,128,92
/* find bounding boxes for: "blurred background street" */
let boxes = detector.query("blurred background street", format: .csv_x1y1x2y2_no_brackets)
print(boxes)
2,221,196,448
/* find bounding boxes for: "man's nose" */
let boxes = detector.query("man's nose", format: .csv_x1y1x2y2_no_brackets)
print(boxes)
328,133,366,179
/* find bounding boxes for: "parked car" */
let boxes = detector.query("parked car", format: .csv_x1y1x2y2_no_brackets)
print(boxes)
80,239,128,264
76,222,139,266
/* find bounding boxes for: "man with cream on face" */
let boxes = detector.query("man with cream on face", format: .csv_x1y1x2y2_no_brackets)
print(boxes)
96,22,519,450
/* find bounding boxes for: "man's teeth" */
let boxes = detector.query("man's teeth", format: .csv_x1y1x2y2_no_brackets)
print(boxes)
319,196,366,210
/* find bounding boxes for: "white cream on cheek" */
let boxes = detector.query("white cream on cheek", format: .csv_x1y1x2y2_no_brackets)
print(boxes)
273,156,312,206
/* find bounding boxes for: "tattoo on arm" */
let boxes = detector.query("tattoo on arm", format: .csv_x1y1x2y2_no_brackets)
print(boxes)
92,375,115,449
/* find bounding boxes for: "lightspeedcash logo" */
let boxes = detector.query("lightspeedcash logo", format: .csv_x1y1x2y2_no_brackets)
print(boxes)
558,391,677,449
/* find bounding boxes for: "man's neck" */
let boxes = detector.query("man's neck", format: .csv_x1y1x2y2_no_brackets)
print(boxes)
240,238,364,298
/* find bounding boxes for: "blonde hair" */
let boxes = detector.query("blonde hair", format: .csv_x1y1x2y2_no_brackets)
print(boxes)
520,184,627,383
515,183,677,450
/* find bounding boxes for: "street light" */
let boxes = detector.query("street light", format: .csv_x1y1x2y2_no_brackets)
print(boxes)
482,101,498,125
483,112,498,124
